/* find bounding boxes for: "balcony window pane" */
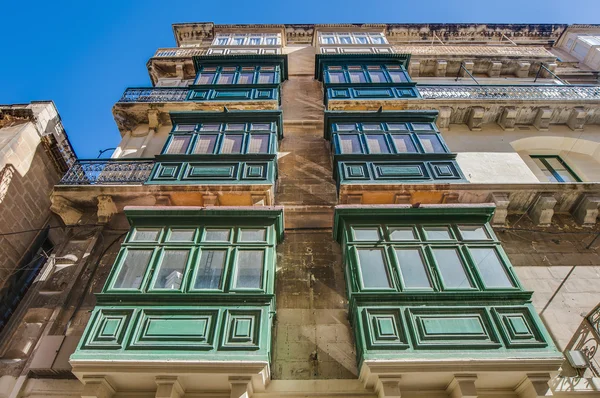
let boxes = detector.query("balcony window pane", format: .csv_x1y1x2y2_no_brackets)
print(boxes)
389,227,417,240
336,123,357,131
339,35,352,44
366,135,390,154
362,123,383,131
546,157,579,182
131,228,160,242
392,135,417,153
388,71,408,82
458,225,489,240
168,229,195,242
205,229,231,242
248,37,261,45
215,37,228,45
321,35,335,44
234,250,264,289
221,135,243,153
328,72,346,83
258,73,275,83
248,135,270,153
175,124,196,131
355,35,368,44
338,135,362,153
349,71,367,83
194,249,227,289
152,250,189,290
424,226,453,240
166,136,191,154
240,228,267,242
265,37,277,45
251,123,271,131
370,34,386,44
114,249,153,289
217,74,235,84
357,248,391,289
353,227,380,241
532,158,558,182
387,123,408,131
432,248,473,289
369,70,387,83
395,249,432,289
200,123,221,131
232,37,245,45
412,123,434,130
196,73,215,84
470,248,514,288
238,72,254,84
226,123,246,131
419,134,445,153
193,135,218,154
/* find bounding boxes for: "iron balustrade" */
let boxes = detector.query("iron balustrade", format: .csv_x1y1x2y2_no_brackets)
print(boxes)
118,88,189,103
59,159,155,185
418,85,600,101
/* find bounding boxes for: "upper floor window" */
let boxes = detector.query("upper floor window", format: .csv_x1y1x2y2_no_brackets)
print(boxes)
212,33,282,46
346,223,518,292
106,225,274,293
325,65,409,84
332,122,448,155
319,32,388,45
531,155,581,183
194,65,280,85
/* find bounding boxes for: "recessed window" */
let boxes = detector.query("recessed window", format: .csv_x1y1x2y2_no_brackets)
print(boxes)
470,248,514,288
194,249,227,289
234,250,264,288
432,248,473,289
152,250,189,290
531,156,580,182
356,248,392,289
114,249,153,289
423,226,453,240
395,248,432,289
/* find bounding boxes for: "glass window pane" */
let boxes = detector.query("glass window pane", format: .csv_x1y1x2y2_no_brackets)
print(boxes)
432,248,473,289
392,135,417,153
175,124,196,131
412,123,434,130
114,249,153,289
328,72,346,83
226,123,246,131
339,36,352,44
353,228,380,241
196,73,215,84
470,248,514,288
238,72,254,84
357,248,391,289
370,34,386,44
152,250,189,290
131,228,160,242
265,37,277,45
388,71,407,82
234,250,264,289
232,37,244,45
240,228,266,242
168,229,195,242
389,227,416,240
349,71,367,83
165,136,191,154
251,123,271,131
355,35,368,44
200,123,221,131
258,73,275,83
366,135,390,154
546,158,578,182
458,225,489,240
532,158,558,182
395,249,432,289
362,123,383,131
217,74,235,84
424,226,453,240
194,249,227,289
205,229,231,241
215,37,228,45
221,135,243,153
248,37,261,45
369,70,387,83
193,135,218,154
248,135,270,153
387,123,408,131
336,123,356,131
419,134,445,153
338,135,362,153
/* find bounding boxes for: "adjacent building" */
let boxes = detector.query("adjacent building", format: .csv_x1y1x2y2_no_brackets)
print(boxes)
2,23,600,398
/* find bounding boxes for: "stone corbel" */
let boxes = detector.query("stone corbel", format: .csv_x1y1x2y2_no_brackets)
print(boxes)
514,373,551,398
50,195,83,226
540,63,557,78
572,194,600,226
435,60,448,77
487,61,502,78
202,194,219,206
346,194,363,205
408,60,421,77
515,61,531,78
155,376,184,398
490,192,510,226
528,193,557,226
229,376,253,398
467,107,484,131
251,194,266,206
148,109,160,130
394,193,411,204
533,107,552,131
459,61,474,77
498,107,517,131
375,376,402,398
81,376,115,398
442,192,459,204
437,107,452,129
175,64,184,79
97,195,118,224
446,374,478,398
567,107,587,131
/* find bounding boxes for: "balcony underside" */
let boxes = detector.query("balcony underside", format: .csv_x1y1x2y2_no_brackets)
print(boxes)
51,183,275,225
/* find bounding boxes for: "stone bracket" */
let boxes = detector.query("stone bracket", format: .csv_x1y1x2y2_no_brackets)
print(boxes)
155,376,184,398
229,376,253,398
567,107,587,131
376,376,402,398
394,193,411,204
516,61,531,78
251,194,266,206
490,192,510,226
50,195,83,226
487,61,502,77
346,194,363,205
97,195,118,224
435,60,448,77
409,61,421,77
572,194,600,226
533,107,552,131
514,373,551,398
467,107,484,131
529,193,557,226
442,192,459,204
498,107,517,131
202,194,219,206
437,107,452,129
81,376,115,398
446,374,478,398
459,61,474,77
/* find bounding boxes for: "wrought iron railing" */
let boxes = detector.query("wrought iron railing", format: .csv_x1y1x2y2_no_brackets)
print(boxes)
118,88,189,103
418,85,600,100
153,47,204,58
59,159,155,185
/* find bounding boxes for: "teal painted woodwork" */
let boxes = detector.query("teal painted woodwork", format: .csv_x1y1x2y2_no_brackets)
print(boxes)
187,86,280,103
72,208,283,363
333,206,560,368
324,110,467,187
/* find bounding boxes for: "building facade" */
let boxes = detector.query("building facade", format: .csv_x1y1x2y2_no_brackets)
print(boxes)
2,23,600,398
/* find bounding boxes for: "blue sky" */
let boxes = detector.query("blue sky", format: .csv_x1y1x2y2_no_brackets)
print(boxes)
1,0,598,158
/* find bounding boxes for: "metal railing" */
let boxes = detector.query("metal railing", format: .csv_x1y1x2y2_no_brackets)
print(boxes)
118,88,189,103
153,47,204,58
59,159,155,185
418,85,600,101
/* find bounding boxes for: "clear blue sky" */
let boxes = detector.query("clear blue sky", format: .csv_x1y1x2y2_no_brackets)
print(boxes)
1,0,598,158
